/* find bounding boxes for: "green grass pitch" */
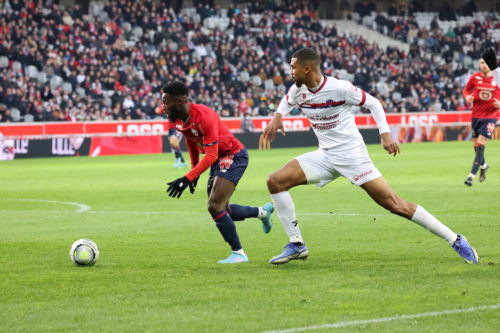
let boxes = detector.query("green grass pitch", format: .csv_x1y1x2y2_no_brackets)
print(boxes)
1,140,499,332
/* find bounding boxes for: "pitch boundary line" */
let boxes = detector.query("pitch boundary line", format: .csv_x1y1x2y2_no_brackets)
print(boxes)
261,303,500,333
0,199,91,212
0,209,499,218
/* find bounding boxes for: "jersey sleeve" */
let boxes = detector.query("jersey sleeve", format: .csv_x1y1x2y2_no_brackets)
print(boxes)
344,81,367,107
199,110,220,147
343,81,390,134
492,68,500,88
275,85,298,116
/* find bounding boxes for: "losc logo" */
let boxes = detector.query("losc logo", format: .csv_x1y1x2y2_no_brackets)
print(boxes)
117,123,165,134
353,170,373,181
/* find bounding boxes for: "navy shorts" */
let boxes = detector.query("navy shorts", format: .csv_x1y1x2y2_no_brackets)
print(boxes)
168,128,183,139
207,148,248,195
471,118,497,139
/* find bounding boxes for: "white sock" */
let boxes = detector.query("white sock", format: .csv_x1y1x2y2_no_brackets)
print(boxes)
271,191,304,244
480,163,488,170
257,207,267,218
234,249,246,256
411,205,457,245
468,173,475,178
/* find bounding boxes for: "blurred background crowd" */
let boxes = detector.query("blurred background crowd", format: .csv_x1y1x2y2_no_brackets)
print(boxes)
0,0,499,123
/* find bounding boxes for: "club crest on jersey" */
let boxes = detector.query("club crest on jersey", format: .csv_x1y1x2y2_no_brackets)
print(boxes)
302,93,307,100
191,129,199,136
219,155,234,172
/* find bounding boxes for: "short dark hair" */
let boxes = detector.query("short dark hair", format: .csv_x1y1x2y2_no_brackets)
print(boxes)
162,81,189,96
292,48,320,65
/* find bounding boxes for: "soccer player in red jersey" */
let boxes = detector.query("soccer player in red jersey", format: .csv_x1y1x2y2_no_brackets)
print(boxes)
462,57,500,186
162,81,274,263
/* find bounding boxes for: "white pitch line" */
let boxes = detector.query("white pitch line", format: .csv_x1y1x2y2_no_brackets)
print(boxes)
261,303,500,333
0,209,499,218
0,199,91,212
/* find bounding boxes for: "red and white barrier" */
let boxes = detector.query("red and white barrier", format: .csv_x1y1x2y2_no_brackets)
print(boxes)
0,112,472,140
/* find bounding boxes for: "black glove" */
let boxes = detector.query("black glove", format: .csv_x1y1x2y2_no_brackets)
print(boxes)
166,176,191,198
481,47,498,71
189,177,199,194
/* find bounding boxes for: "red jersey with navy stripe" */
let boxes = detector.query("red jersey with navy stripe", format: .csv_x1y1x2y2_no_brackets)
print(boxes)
173,103,244,158
463,72,500,119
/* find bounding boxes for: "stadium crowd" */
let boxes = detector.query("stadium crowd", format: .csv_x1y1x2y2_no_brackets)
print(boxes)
354,1,500,64
0,0,486,123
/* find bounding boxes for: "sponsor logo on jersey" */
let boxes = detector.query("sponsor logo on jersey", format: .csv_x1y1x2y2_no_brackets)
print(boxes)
353,170,373,182
475,76,482,79
492,81,497,86
302,93,307,100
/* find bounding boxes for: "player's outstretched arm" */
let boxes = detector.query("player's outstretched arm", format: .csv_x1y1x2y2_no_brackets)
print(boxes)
263,113,286,142
381,132,401,156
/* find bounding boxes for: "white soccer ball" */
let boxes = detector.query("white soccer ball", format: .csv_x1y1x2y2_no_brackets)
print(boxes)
69,239,100,266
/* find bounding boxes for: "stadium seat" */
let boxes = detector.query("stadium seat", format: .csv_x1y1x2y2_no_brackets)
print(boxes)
62,82,73,93
240,71,250,82
264,79,275,91
10,108,21,122
24,114,35,122
50,76,63,90
0,56,8,68
26,66,38,79
12,61,22,73
132,27,143,41
76,87,86,98
37,72,47,84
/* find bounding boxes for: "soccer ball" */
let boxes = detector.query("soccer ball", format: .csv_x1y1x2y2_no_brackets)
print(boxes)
69,239,99,266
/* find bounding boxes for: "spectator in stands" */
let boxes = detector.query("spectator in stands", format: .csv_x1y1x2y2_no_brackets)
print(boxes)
388,3,398,17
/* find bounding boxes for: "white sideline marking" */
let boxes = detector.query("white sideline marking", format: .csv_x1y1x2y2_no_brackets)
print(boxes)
261,304,500,333
0,199,90,212
0,209,499,219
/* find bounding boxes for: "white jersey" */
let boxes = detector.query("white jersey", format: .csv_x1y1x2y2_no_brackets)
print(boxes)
276,76,390,152
492,68,500,88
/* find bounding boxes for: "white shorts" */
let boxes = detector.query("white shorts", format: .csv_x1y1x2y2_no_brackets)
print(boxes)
295,147,382,187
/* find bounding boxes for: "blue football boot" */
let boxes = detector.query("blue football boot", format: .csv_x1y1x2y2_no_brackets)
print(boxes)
270,243,309,265
218,252,249,264
452,234,478,264
259,203,274,234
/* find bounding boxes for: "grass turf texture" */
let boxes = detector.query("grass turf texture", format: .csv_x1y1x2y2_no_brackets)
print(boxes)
1,140,499,332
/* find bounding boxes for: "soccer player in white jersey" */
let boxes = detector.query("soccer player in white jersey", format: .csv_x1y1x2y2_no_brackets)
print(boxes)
263,48,479,265
482,47,500,88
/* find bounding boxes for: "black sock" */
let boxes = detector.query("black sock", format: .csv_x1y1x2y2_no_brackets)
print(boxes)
175,148,185,162
174,149,180,159
229,204,259,221
471,144,485,175
212,210,242,251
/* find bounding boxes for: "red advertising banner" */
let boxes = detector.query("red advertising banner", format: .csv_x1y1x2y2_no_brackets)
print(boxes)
0,112,473,140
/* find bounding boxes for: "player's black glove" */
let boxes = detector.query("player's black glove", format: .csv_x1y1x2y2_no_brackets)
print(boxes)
481,47,498,71
189,176,199,194
166,176,191,198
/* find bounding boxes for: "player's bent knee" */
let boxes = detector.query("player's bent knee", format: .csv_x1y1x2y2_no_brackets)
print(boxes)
207,201,225,215
266,173,287,193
